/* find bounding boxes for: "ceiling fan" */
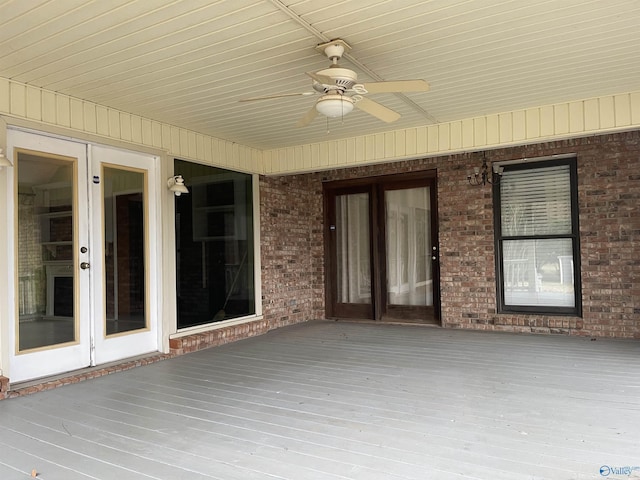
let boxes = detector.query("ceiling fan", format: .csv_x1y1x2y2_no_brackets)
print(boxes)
239,39,430,127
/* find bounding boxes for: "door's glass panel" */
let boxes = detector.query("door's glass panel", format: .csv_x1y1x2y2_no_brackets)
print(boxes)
103,166,146,335
174,160,255,328
17,153,76,351
336,193,371,304
502,238,575,307
385,187,432,306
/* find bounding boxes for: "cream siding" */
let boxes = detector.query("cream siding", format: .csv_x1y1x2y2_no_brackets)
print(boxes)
263,90,640,174
2,78,640,176
632,93,640,124
0,78,262,174
540,106,555,138
615,94,632,127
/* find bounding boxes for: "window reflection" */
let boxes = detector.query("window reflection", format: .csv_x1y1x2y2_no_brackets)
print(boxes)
17,153,76,350
174,160,255,328
103,166,146,335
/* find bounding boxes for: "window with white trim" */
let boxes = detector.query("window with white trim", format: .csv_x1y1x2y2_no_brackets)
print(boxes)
494,158,581,315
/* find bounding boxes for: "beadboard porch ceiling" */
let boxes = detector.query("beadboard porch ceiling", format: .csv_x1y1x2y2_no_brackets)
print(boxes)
1,0,640,150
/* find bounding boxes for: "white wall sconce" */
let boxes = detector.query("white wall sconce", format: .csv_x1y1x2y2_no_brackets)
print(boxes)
167,175,189,196
0,148,12,167
467,152,503,186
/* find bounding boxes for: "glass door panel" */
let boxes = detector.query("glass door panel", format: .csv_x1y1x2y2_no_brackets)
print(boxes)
103,166,146,335
385,187,432,305
17,155,76,350
336,193,371,305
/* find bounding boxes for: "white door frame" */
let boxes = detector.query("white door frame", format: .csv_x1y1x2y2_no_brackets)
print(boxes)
6,130,92,382
4,129,161,383
89,144,160,365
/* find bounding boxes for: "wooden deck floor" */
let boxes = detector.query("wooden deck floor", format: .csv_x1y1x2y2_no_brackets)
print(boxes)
0,320,639,480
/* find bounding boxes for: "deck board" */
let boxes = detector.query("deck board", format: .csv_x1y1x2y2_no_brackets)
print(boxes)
1,321,639,479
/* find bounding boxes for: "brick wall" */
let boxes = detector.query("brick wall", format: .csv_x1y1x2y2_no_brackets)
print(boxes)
260,131,640,339
259,175,326,328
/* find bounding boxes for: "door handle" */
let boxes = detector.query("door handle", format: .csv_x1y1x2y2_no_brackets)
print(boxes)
80,262,90,270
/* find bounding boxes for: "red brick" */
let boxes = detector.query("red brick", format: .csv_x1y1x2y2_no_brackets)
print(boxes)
260,131,640,339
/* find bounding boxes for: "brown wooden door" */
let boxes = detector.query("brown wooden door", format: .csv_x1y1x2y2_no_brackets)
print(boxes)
324,171,440,323
325,185,375,319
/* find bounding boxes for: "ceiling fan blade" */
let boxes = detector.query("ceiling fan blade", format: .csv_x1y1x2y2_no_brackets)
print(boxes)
354,97,401,123
239,92,315,102
305,71,334,84
296,105,319,127
360,79,430,94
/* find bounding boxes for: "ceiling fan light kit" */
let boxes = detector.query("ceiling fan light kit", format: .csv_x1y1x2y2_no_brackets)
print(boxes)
239,38,430,127
316,95,354,118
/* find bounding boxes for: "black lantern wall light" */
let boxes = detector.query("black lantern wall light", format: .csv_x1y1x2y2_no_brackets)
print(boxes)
467,152,504,186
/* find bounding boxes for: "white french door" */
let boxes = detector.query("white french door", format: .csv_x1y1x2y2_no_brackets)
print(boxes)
8,131,91,382
7,130,160,383
90,145,159,365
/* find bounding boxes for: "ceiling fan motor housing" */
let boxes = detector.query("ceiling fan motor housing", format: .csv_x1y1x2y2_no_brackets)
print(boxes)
316,67,358,90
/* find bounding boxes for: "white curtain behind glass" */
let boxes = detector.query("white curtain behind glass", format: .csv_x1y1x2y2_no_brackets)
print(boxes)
385,187,432,306
336,193,371,304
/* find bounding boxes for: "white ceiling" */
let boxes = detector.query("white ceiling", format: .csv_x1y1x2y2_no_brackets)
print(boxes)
2,0,640,151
